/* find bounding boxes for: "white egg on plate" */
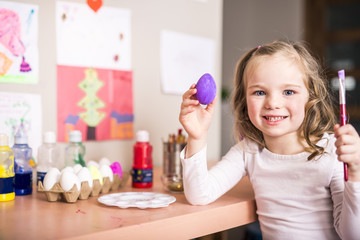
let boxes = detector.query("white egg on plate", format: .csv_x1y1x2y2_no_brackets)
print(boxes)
60,171,81,191
77,167,93,188
43,167,61,191
99,157,111,166
87,160,99,169
73,164,82,174
99,164,113,182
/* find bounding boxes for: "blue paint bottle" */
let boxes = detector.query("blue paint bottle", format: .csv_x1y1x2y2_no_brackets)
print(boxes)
12,121,33,195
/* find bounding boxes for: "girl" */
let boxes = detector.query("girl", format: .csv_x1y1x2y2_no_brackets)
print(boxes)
179,40,360,239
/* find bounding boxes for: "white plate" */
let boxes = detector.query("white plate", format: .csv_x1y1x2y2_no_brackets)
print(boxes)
98,192,176,209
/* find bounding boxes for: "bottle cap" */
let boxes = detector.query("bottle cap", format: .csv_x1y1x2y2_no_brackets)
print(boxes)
69,130,82,143
0,133,8,146
14,119,28,144
43,131,56,143
136,130,149,142
14,130,28,144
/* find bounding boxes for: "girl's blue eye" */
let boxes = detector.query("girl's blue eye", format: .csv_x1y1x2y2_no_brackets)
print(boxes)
255,91,265,96
284,90,294,96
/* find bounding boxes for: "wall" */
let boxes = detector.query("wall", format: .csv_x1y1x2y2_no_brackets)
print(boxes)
221,0,304,155
1,0,223,170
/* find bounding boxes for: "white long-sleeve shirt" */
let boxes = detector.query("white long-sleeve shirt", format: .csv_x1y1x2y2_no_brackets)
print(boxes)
181,133,360,240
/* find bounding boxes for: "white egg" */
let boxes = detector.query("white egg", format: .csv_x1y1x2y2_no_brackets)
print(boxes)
87,160,99,169
100,164,113,182
73,164,82,174
43,168,60,191
61,166,74,174
77,167,93,188
60,171,81,191
99,157,111,166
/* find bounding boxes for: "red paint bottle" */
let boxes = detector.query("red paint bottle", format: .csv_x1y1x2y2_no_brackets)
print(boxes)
132,130,153,188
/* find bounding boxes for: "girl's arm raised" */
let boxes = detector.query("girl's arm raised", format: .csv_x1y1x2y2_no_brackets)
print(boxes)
179,84,217,158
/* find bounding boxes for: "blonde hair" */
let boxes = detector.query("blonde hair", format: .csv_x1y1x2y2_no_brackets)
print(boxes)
231,40,336,160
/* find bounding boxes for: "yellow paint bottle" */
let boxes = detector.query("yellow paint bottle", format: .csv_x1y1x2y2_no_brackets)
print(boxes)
0,133,15,201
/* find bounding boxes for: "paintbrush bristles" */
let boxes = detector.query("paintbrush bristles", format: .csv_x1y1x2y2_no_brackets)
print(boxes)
338,70,346,104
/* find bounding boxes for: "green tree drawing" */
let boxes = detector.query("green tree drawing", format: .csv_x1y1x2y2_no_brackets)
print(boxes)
77,68,106,140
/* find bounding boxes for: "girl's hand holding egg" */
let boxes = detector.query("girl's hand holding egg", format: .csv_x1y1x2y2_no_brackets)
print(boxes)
179,73,217,157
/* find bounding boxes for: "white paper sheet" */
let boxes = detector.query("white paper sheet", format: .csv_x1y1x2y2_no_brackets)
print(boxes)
160,30,216,95
56,1,131,70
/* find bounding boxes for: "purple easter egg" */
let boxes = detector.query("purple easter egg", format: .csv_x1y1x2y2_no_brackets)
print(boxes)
195,73,216,105
110,161,123,178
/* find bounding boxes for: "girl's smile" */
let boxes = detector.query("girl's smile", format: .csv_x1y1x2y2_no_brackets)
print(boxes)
263,115,288,125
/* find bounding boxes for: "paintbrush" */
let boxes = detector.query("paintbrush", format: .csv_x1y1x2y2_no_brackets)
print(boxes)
338,69,348,181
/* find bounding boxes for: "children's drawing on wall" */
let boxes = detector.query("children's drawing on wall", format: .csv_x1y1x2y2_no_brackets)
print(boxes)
0,92,42,158
0,1,39,84
57,66,133,142
56,1,133,142
78,68,106,140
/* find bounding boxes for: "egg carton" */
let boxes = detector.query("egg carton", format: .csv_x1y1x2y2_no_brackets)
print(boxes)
38,172,129,203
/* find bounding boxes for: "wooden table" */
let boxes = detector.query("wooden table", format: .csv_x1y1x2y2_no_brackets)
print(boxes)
0,167,256,240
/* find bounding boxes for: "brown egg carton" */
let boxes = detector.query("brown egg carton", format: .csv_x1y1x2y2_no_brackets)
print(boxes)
38,172,129,203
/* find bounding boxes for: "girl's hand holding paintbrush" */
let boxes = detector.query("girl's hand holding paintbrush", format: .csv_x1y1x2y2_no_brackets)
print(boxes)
334,124,360,182
334,70,360,182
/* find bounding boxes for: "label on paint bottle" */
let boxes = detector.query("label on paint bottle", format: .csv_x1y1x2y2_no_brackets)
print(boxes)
0,177,15,194
37,171,46,185
132,168,153,184
14,171,32,195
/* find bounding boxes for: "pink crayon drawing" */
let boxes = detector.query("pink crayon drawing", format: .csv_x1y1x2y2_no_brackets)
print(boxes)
0,8,31,72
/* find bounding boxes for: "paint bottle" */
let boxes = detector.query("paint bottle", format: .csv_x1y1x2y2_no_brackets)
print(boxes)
64,130,86,167
0,133,15,201
132,130,153,188
36,131,61,186
12,123,33,195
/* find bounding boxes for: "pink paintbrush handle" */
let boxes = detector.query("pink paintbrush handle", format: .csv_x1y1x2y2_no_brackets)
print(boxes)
340,104,349,181
340,104,347,126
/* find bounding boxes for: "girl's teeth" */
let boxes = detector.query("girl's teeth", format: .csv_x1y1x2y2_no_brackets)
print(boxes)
265,116,284,121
